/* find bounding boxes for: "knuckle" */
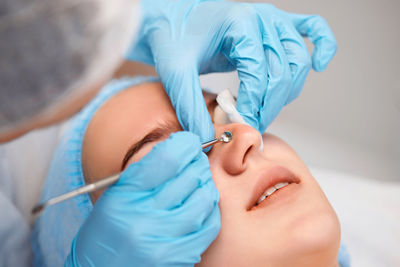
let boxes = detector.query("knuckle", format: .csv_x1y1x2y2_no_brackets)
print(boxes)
297,53,312,71
207,207,221,234
309,14,328,27
188,159,211,184
284,71,292,85
198,152,210,164
203,179,219,203
276,64,292,86
212,212,221,232
227,3,258,24
191,217,203,231
289,88,302,103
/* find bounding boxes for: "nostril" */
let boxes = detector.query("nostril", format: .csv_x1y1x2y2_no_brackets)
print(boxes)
242,145,253,164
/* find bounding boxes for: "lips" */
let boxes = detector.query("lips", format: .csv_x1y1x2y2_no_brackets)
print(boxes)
247,165,300,210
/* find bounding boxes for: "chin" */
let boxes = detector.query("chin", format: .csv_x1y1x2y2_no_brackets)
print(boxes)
288,205,341,267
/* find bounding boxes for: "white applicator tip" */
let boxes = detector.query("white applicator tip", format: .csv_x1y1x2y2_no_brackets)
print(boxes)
216,89,264,151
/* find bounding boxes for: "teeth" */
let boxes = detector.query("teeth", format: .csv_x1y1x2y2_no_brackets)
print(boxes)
274,182,289,189
264,186,277,196
256,182,290,205
257,195,266,203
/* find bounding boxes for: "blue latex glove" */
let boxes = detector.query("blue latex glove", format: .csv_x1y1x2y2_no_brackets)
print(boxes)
127,0,337,135
65,132,220,267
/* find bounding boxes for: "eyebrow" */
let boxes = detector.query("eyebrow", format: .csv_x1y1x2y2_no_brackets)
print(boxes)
121,120,181,170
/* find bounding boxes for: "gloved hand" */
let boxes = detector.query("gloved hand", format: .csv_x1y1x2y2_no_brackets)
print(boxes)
127,0,337,136
65,132,220,267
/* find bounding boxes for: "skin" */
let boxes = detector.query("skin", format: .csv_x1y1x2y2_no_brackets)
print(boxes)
82,82,341,267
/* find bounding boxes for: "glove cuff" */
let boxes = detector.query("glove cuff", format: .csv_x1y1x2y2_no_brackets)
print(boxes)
64,237,80,267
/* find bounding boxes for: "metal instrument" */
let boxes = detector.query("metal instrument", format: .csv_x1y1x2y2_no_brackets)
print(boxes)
32,131,232,216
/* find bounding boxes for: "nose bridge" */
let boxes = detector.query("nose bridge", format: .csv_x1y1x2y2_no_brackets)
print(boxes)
213,123,262,175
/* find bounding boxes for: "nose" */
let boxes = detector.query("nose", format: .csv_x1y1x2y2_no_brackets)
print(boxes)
209,123,262,175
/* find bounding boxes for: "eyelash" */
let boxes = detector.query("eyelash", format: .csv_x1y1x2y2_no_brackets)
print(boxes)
120,131,166,170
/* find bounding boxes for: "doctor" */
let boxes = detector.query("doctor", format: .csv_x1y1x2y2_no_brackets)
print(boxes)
0,0,337,266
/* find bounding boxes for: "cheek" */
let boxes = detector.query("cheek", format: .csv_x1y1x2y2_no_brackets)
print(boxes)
262,143,300,164
261,134,303,161
291,180,341,258
263,175,341,265
287,204,341,265
208,163,239,213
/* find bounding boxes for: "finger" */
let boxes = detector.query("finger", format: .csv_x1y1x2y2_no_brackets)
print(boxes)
143,204,221,265
124,31,154,66
161,178,219,237
288,13,337,72
156,56,215,145
150,153,212,210
258,22,293,132
225,4,269,131
166,205,221,265
116,132,202,191
274,19,312,104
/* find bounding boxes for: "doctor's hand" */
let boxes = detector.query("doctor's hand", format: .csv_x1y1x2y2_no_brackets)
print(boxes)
65,132,220,267
127,0,337,137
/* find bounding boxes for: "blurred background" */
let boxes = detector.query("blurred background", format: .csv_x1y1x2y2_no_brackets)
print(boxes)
200,0,400,266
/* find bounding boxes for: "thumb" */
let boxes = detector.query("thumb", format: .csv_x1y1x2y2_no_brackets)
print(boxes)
288,13,337,72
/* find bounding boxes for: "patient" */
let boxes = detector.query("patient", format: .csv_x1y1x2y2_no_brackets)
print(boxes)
33,76,344,266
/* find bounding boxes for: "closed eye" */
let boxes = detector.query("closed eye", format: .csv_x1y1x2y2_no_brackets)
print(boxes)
121,120,182,170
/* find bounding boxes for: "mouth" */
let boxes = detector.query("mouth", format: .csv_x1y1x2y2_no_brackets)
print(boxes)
248,165,300,211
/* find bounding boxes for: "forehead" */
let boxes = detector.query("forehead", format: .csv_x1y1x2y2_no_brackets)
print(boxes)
82,82,179,179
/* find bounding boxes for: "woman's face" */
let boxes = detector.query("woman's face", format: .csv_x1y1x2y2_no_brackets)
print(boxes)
82,82,341,267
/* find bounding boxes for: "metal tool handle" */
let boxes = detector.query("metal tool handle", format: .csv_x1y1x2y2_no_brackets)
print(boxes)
32,132,232,216
32,173,120,215
201,138,219,149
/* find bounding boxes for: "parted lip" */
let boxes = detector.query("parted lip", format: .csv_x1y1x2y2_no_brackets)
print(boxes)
247,165,300,210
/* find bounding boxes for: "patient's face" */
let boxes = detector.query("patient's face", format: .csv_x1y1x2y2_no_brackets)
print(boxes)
82,82,341,267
